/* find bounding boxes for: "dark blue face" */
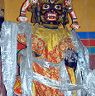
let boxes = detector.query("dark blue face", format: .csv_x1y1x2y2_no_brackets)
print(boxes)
40,3,63,24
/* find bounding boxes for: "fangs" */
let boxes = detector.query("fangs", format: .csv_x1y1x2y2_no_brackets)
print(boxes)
47,13,56,21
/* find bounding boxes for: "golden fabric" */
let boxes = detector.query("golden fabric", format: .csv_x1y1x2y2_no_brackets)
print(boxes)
33,25,70,51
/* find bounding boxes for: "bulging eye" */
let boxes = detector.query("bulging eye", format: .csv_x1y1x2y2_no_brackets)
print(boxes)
43,4,50,9
54,5,62,10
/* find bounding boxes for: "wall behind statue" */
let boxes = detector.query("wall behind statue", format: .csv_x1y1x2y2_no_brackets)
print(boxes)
73,0,95,32
0,0,4,9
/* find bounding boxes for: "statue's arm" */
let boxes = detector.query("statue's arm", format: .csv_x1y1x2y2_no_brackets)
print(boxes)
64,0,80,29
18,0,31,22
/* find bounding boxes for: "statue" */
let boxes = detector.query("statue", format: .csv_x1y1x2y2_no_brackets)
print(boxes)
1,0,92,96
14,0,83,96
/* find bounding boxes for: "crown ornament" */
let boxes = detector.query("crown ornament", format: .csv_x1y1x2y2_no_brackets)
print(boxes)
37,0,65,4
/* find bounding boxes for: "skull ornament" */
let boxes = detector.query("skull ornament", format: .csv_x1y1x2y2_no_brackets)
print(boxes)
32,0,38,4
64,0,71,6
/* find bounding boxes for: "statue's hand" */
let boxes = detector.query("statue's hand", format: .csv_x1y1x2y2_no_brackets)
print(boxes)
17,16,28,22
70,21,80,29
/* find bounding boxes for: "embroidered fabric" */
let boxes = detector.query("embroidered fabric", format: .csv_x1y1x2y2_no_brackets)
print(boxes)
1,22,94,96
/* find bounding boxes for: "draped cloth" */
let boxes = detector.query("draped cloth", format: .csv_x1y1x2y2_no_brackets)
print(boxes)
1,22,18,96
14,24,89,96
0,22,91,96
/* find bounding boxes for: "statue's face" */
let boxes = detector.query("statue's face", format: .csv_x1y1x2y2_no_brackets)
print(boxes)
41,3,63,24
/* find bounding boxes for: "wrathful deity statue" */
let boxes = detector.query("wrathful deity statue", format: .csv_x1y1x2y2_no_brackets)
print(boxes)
1,0,93,96
13,0,86,96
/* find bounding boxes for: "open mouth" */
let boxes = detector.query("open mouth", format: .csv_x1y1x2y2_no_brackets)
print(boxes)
47,13,57,21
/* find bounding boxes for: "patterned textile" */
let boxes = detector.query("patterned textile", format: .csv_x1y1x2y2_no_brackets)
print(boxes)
14,25,77,96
